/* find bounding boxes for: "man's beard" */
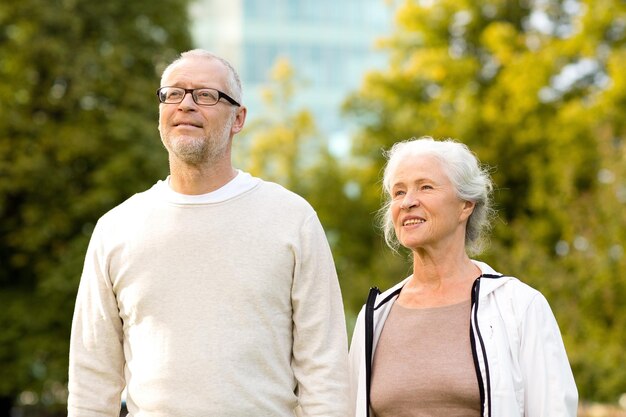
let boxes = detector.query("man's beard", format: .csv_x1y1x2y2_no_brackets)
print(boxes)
163,121,232,165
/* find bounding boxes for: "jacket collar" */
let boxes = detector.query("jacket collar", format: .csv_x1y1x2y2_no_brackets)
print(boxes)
373,260,511,309
472,260,513,296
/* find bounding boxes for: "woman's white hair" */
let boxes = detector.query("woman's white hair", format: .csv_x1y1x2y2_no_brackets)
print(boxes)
160,49,243,103
379,136,495,255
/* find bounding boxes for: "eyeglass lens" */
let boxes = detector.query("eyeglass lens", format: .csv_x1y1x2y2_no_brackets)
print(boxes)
159,87,220,105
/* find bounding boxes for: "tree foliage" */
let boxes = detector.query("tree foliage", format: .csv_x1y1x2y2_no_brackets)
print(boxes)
0,0,191,410
2,0,625,410
343,0,626,403
237,59,385,332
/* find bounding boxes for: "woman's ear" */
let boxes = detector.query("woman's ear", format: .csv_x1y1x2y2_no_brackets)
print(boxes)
460,200,475,222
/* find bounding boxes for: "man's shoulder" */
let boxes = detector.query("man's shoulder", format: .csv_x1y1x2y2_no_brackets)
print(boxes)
98,183,158,224
253,179,315,212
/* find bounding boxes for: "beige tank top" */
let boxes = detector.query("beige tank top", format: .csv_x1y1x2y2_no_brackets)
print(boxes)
370,299,481,417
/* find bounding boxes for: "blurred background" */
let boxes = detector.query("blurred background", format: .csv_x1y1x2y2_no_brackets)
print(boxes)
1,0,625,415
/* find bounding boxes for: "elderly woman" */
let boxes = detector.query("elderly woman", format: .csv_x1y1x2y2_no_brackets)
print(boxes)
348,137,577,417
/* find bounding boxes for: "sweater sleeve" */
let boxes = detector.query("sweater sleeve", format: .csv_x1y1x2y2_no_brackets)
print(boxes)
520,293,578,417
290,214,350,417
68,221,125,417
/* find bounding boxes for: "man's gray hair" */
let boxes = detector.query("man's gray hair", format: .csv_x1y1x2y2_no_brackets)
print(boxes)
160,49,243,103
379,136,495,255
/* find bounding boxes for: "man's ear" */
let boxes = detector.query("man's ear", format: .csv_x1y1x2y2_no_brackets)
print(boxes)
231,106,247,134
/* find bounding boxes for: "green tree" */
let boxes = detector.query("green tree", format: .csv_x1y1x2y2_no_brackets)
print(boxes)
344,0,626,403
0,0,191,412
237,58,320,193
237,59,381,330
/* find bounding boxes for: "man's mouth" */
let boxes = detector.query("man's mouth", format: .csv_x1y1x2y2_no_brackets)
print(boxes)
174,122,202,128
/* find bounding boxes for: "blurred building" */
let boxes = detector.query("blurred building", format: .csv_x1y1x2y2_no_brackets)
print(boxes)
189,0,393,153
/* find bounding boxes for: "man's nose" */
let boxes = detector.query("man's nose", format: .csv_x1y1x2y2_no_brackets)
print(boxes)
178,91,197,109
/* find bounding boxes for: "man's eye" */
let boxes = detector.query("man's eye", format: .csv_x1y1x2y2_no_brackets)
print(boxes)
197,90,218,100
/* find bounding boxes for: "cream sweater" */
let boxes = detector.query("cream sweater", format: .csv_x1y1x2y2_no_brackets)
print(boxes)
68,173,349,417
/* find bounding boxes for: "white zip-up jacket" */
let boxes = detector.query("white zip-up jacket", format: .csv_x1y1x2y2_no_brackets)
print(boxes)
348,260,578,417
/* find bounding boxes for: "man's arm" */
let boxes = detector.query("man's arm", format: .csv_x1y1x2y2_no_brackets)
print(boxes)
68,221,125,417
291,213,350,417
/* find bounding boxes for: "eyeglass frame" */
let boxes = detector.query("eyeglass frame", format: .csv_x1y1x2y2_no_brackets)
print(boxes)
156,86,241,107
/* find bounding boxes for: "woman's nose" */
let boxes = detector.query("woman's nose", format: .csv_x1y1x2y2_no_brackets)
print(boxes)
400,193,418,210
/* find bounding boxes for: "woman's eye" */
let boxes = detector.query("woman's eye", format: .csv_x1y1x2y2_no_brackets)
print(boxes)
393,190,405,197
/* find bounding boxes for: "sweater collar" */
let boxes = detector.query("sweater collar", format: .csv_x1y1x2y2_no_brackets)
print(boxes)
156,170,261,205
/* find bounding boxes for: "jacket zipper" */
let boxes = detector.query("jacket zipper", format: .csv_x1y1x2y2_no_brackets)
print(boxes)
364,287,379,417
470,277,491,417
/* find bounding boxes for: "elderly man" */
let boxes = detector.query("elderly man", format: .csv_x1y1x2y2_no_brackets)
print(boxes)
68,49,349,417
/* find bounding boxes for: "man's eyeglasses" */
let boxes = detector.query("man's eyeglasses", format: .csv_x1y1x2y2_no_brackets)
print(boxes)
157,87,241,107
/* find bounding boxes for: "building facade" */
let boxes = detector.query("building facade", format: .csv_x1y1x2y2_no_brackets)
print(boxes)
190,0,393,147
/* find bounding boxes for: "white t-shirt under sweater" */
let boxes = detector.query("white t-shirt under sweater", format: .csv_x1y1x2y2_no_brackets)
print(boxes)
68,171,350,417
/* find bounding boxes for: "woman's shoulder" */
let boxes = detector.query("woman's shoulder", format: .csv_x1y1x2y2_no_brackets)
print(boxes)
482,273,541,302
372,276,411,309
474,260,541,299
483,275,556,326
